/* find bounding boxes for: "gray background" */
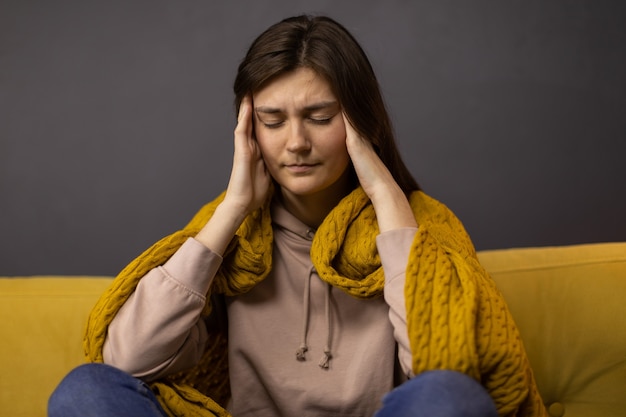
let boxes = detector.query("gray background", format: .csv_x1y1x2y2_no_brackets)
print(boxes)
2,0,625,276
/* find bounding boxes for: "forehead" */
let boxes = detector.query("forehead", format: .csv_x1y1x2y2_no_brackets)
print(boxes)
253,67,336,108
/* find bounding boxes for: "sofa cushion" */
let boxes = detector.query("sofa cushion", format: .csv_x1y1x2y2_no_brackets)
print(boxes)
478,242,626,417
1,242,624,417
0,276,112,417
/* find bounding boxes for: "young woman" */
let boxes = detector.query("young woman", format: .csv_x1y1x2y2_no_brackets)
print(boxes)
49,15,547,417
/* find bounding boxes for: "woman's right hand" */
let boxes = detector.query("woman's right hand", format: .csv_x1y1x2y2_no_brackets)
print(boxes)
223,95,272,215
195,95,271,255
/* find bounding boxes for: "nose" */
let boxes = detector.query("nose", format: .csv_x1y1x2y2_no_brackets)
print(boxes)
286,122,311,153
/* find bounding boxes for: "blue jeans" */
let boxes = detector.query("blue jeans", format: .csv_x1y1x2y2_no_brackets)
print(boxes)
48,363,167,417
374,370,499,417
49,364,497,416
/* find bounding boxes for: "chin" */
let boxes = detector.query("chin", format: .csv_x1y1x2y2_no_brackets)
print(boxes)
277,181,328,198
281,186,323,197
276,171,352,200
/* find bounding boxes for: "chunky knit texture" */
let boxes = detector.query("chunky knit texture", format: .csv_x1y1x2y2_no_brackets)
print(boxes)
84,187,547,417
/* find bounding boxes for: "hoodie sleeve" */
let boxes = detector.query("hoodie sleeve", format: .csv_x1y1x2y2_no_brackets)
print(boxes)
376,226,419,377
103,237,223,381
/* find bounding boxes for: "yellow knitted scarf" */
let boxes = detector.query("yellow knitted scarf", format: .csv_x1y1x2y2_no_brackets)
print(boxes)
84,187,546,417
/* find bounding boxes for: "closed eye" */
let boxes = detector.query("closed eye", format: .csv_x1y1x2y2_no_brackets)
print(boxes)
262,121,284,129
308,115,334,125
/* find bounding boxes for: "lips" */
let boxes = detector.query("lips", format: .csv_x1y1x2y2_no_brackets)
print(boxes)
284,163,319,173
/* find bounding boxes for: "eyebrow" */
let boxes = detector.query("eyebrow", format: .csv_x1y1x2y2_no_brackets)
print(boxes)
254,101,339,114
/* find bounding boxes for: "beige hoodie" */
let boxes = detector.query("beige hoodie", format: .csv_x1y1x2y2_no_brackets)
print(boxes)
104,201,416,416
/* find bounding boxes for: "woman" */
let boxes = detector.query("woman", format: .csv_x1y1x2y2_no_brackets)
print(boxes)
49,15,547,417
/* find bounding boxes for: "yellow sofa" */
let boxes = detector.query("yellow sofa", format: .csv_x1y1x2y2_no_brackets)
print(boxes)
1,242,625,417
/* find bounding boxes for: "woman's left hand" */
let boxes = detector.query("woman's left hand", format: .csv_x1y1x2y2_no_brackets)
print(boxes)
343,113,418,232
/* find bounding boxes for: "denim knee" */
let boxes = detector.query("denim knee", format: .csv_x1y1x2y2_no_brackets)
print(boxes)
375,370,499,417
48,363,165,417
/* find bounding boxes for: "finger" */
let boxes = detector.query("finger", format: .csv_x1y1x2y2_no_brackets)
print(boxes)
342,112,375,159
235,95,253,138
342,112,358,141
342,112,361,158
238,95,252,122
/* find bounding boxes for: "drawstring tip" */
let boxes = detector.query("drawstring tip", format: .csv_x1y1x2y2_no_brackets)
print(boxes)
296,344,308,361
318,350,332,369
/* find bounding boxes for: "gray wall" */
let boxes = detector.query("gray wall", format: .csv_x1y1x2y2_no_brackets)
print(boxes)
2,0,625,276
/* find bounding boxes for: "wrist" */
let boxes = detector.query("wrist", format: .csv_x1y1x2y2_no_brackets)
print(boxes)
369,186,417,232
195,202,248,255
214,199,250,226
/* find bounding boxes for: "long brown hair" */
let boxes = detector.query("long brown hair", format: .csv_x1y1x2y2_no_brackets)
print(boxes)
233,15,419,193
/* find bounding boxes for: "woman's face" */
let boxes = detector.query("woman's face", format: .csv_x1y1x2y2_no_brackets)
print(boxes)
252,67,351,202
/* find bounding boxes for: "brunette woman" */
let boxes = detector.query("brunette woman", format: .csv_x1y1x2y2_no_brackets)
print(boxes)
49,15,547,417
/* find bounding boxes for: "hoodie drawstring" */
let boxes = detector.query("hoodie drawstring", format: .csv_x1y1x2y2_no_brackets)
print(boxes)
318,282,333,369
296,266,333,369
295,267,312,361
